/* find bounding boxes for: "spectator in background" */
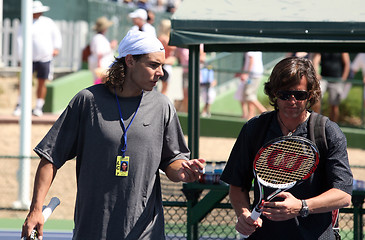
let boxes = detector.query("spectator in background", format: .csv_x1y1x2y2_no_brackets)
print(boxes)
157,19,176,95
14,1,62,117
286,52,310,59
200,65,217,117
129,8,157,37
122,0,136,8
175,47,189,112
147,10,156,25
234,52,267,120
312,53,351,122
175,45,206,112
136,0,149,10
350,53,365,108
165,3,177,13
88,16,118,85
149,0,166,12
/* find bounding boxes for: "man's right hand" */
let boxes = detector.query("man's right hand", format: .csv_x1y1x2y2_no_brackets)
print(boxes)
235,210,263,237
21,209,44,240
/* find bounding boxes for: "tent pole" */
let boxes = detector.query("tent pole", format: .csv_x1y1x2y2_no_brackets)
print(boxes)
187,45,200,240
187,45,200,159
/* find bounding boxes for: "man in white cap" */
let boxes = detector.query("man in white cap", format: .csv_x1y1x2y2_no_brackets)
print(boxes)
129,8,157,37
14,1,62,117
21,30,205,240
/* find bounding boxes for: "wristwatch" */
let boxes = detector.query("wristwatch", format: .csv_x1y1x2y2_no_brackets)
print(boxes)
299,199,309,218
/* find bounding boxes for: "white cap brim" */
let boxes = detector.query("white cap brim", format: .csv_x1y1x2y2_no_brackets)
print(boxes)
33,6,50,13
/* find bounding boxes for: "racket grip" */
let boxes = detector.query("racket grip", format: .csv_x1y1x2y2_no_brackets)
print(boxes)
240,209,262,239
250,209,262,221
43,197,60,221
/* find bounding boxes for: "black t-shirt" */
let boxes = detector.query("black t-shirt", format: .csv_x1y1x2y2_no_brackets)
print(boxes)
220,111,353,240
320,53,344,78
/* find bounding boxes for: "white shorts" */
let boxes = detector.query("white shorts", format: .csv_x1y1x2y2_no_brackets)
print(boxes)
234,77,262,102
200,85,216,104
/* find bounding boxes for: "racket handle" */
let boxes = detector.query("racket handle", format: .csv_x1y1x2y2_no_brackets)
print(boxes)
250,208,262,221
240,209,262,239
43,197,61,222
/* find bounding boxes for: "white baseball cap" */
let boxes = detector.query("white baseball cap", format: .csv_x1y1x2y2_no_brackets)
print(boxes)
128,9,148,21
110,30,165,67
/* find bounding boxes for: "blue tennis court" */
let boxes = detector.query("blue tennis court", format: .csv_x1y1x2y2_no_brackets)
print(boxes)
0,231,233,240
0,230,73,240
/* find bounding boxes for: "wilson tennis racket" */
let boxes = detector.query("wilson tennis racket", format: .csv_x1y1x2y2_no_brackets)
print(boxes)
21,197,61,240
242,136,319,238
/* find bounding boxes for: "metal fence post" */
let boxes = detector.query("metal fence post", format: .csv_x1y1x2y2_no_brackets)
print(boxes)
183,186,202,240
352,191,364,240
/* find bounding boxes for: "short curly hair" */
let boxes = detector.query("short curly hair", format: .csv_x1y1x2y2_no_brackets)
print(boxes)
264,56,321,111
105,54,144,92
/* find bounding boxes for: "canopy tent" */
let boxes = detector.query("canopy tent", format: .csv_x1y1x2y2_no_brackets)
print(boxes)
170,0,365,52
169,0,365,160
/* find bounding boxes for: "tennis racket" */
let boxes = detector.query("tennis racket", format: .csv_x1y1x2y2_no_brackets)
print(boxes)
21,197,61,240
242,136,319,238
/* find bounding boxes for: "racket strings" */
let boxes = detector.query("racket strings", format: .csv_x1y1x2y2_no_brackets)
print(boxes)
256,140,316,184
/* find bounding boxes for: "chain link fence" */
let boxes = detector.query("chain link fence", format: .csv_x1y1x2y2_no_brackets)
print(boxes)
160,173,365,240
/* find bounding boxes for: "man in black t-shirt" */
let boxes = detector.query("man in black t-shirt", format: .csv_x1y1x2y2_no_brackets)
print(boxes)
221,57,353,240
312,52,350,122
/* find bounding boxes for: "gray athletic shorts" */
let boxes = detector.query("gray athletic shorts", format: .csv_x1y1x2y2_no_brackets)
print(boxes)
320,79,345,106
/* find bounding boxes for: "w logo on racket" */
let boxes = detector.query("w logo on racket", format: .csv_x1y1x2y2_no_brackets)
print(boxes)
267,149,307,173
254,137,319,185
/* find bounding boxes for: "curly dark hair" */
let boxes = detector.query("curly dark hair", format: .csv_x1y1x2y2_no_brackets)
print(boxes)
105,54,144,92
264,56,321,111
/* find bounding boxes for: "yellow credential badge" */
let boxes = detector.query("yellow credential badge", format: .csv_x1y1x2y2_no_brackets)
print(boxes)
116,156,129,176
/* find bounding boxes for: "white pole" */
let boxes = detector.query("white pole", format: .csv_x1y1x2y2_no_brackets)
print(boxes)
0,0,3,67
13,0,33,210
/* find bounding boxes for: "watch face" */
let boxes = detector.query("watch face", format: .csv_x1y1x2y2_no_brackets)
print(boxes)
300,207,309,217
300,200,309,217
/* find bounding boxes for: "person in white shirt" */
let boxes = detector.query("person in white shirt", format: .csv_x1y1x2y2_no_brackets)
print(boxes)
14,1,62,117
88,16,118,84
128,8,157,37
235,52,267,119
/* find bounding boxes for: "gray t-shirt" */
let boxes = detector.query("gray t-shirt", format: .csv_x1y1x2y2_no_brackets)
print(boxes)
34,84,190,239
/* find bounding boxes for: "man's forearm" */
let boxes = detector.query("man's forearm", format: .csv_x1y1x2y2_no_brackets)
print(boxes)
229,185,251,217
165,159,185,182
29,157,57,211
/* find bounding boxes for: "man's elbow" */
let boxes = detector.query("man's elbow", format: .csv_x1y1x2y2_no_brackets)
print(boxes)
341,193,352,208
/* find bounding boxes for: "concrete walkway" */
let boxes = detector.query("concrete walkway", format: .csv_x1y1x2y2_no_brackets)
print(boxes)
0,113,59,125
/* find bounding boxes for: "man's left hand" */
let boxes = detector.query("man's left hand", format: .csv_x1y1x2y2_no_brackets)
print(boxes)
261,192,302,221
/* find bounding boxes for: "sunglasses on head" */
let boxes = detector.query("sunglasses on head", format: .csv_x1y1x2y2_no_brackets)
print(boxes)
277,90,309,101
